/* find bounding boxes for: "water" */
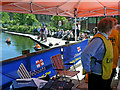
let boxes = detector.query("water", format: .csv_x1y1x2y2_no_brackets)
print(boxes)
1,32,46,61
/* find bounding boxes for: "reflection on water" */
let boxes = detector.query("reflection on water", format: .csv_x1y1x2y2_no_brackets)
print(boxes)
1,32,46,61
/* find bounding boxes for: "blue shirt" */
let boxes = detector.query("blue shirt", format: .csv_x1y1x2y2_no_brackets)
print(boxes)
81,32,109,75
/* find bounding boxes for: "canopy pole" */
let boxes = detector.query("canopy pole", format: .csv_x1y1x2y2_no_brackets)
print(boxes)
30,0,33,13
56,6,58,15
74,8,77,41
56,6,58,31
104,6,106,17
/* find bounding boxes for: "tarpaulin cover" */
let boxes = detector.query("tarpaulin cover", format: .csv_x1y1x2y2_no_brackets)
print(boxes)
0,0,119,17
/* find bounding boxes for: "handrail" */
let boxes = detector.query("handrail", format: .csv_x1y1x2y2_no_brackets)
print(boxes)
0,47,59,63
1,39,86,63
61,40,83,47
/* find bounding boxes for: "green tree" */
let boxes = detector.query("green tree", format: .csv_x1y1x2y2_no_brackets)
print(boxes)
1,12,10,24
65,22,72,30
13,13,38,26
25,14,38,25
51,15,67,29
13,13,27,25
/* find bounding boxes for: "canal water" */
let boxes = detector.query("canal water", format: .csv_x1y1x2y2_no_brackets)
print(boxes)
1,32,46,61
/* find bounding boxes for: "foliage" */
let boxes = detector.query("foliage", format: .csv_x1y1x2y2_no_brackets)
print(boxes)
7,25,35,33
0,20,2,24
97,17,104,23
1,12,10,24
51,15,68,29
2,12,120,34
13,13,27,25
49,22,54,27
25,14,39,25
47,26,57,32
2,24,9,28
64,22,72,30
33,22,42,26
13,13,38,25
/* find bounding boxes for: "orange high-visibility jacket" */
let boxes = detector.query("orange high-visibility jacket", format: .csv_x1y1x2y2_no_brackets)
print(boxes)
109,29,119,69
116,25,120,56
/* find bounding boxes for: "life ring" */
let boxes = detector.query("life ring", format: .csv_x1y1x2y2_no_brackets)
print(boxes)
34,44,41,51
6,40,11,44
34,47,42,51
6,38,11,44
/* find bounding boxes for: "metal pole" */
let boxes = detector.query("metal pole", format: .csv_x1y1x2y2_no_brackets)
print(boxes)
75,16,77,41
104,6,106,17
30,0,33,13
96,17,98,27
74,8,77,41
86,19,88,30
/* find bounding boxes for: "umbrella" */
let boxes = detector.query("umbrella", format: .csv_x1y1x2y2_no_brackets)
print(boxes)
0,0,119,40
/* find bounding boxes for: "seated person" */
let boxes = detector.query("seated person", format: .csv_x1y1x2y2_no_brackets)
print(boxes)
67,31,73,41
83,32,89,39
58,29,64,38
79,33,84,40
62,30,72,40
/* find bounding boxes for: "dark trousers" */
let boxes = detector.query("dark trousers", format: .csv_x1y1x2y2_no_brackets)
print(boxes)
106,68,116,90
88,73,112,90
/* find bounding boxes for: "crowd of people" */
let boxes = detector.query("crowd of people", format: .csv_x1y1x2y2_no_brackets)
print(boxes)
55,29,90,41
33,26,48,41
56,29,73,40
33,24,91,41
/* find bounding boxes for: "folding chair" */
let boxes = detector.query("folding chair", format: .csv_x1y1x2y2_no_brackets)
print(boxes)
50,54,80,82
17,63,31,79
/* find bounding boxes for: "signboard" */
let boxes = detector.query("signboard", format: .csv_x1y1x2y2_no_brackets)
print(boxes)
58,21,62,26
1,40,88,89
1,47,61,89
63,39,88,67
29,47,61,78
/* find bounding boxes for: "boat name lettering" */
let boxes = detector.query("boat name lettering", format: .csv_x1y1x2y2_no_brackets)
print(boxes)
70,57,81,63
30,67,46,77
40,71,51,77
74,52,82,58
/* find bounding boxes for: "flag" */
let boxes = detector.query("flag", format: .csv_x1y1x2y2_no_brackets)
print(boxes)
77,46,81,52
36,59,44,68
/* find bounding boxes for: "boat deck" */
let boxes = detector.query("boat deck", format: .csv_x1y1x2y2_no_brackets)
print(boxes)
4,31,120,90
72,56,120,90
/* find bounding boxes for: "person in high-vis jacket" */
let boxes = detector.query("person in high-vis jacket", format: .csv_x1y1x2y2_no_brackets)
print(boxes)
81,18,114,90
107,18,120,89
116,24,120,55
